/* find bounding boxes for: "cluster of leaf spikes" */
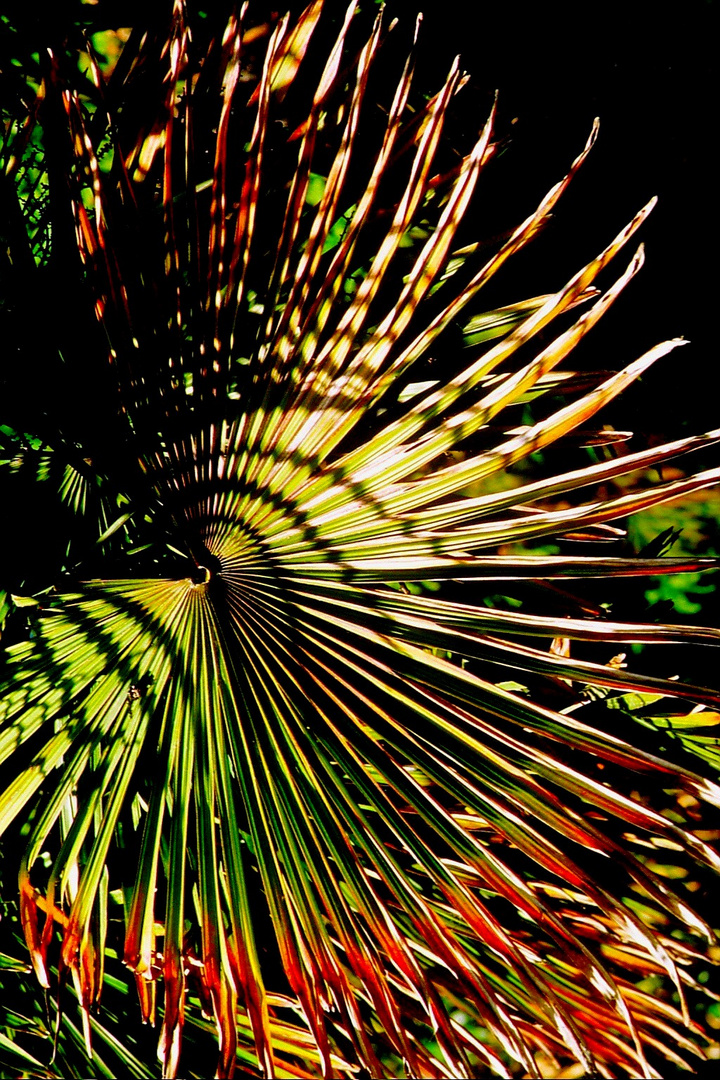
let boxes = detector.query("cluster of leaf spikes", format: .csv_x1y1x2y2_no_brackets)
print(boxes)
1,2,720,1078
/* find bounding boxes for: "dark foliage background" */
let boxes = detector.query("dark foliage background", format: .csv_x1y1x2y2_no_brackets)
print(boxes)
405,0,717,434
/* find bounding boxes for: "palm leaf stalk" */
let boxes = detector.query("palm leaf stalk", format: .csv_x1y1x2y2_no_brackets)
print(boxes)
1,2,719,1077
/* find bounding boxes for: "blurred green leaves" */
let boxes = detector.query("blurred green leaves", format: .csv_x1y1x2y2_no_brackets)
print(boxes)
630,489,720,614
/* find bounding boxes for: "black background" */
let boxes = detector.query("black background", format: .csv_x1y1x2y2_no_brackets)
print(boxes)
398,0,717,439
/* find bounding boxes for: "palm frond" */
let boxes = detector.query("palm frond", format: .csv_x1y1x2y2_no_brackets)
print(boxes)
2,3,719,1078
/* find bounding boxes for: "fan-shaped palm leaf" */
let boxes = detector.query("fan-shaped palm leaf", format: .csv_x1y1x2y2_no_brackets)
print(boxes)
2,3,719,1078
